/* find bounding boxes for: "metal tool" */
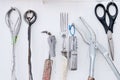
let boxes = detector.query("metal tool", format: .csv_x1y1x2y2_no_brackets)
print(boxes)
42,31,56,80
24,10,37,80
95,1,118,61
74,17,120,80
60,13,68,58
5,7,22,80
60,12,68,80
68,24,77,70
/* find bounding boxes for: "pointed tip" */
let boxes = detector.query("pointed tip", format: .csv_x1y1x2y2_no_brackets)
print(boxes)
112,57,114,61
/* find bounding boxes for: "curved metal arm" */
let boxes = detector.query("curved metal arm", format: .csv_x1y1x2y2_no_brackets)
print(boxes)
96,42,120,80
88,41,96,80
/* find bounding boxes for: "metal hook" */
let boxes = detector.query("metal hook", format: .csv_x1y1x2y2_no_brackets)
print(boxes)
41,31,52,35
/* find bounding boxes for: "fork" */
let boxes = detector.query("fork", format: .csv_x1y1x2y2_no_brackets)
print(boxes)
59,12,68,80
60,13,68,58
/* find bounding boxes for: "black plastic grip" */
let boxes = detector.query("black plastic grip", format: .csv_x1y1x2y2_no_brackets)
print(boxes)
107,2,118,32
95,3,109,33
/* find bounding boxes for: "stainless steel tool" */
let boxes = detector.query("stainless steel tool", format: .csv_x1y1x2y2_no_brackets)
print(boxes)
68,24,77,70
5,7,22,80
74,17,120,80
60,12,68,80
24,10,37,80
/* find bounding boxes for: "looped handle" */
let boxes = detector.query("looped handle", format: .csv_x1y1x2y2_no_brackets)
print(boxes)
107,2,118,32
95,3,106,19
24,10,37,25
95,4,109,33
107,2,118,20
69,24,75,36
5,7,22,80
5,7,22,44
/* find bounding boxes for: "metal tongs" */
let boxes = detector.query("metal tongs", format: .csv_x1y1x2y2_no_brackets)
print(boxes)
74,17,120,80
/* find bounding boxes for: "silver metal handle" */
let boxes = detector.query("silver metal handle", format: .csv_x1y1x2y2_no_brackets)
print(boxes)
69,36,77,70
48,36,56,57
69,51,77,70
89,41,96,79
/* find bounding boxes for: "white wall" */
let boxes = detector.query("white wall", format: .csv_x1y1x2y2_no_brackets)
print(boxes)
0,0,120,80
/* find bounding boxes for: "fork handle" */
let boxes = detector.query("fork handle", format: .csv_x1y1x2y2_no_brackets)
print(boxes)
88,76,95,80
61,56,68,80
57,54,68,80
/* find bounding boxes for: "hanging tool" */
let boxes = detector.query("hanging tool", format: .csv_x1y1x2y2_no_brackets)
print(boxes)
5,7,22,80
60,13,68,58
24,10,37,80
95,1,118,61
68,24,77,70
74,17,120,80
60,12,68,80
41,31,56,80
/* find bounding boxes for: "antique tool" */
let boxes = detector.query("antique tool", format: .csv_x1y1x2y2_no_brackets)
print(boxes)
74,17,120,80
24,10,37,80
68,24,77,70
5,7,22,80
60,12,68,80
42,31,56,80
95,1,118,60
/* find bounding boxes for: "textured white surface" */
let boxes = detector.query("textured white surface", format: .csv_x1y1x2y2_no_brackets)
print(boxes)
0,0,120,80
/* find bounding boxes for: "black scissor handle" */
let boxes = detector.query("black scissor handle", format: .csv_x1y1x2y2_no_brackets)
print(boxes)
107,2,118,19
95,4,109,33
24,10,37,25
95,4,106,19
107,2,118,32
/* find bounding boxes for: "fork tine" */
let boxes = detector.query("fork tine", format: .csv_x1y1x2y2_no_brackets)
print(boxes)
60,13,63,32
60,13,62,31
60,12,68,33
64,13,66,31
66,13,68,32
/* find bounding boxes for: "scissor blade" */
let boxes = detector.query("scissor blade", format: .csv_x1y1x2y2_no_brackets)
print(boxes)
107,30,114,61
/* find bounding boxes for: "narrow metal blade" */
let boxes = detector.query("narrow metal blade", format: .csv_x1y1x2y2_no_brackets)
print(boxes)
107,30,114,61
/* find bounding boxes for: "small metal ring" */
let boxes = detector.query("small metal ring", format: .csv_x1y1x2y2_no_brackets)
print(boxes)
24,10,37,25
69,24,75,36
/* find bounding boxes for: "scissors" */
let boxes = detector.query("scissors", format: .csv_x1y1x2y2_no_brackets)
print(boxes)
24,10,37,80
74,17,120,80
95,2,118,61
5,7,22,80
